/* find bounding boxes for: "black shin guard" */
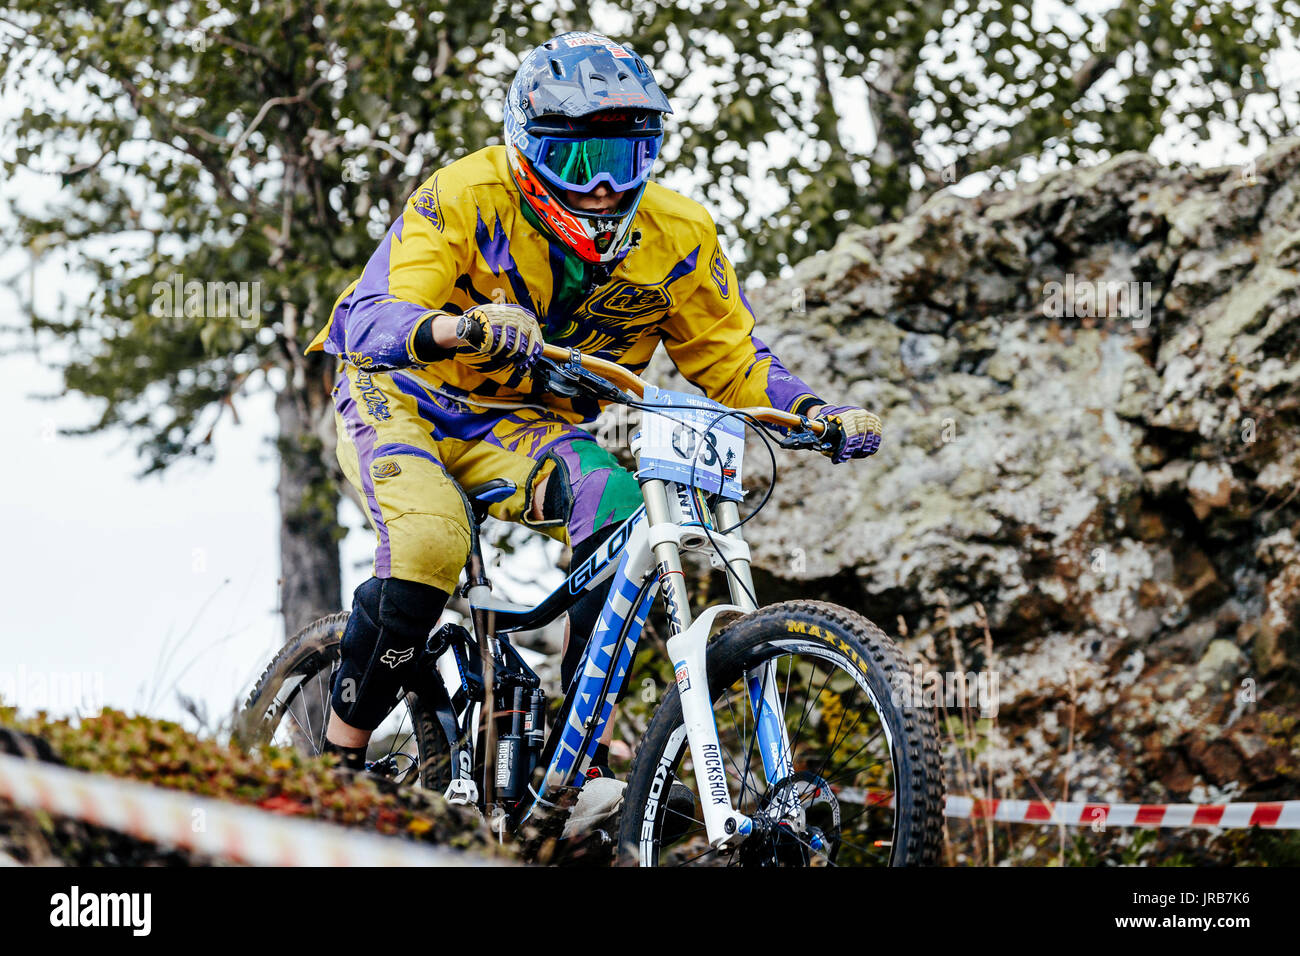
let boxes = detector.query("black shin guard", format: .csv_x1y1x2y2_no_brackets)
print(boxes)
330,576,450,732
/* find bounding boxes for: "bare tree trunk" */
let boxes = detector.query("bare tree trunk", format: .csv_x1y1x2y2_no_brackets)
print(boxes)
276,379,342,638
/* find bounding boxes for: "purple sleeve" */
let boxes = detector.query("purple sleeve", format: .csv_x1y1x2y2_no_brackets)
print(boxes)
322,218,435,370
747,334,822,413
741,289,822,413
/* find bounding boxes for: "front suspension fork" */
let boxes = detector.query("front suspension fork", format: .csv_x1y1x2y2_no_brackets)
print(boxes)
714,500,796,795
645,484,796,848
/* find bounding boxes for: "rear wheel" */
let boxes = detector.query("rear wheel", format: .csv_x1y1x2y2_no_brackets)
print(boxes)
617,600,944,866
235,612,452,791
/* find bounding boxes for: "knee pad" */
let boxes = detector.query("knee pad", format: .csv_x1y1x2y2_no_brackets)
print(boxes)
331,576,449,731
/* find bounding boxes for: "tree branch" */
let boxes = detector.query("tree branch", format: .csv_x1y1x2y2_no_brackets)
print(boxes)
230,76,327,162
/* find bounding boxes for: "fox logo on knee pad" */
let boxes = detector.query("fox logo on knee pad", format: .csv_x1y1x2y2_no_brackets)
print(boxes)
380,647,415,668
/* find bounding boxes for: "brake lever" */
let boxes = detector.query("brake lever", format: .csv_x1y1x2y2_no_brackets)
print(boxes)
528,356,577,398
778,415,842,454
529,352,629,405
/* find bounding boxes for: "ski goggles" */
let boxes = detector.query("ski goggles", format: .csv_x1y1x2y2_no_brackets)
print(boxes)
536,135,661,193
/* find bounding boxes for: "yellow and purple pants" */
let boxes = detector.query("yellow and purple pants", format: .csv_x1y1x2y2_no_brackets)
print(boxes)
332,362,642,594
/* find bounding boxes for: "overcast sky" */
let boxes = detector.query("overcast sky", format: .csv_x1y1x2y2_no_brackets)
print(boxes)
1,7,1295,734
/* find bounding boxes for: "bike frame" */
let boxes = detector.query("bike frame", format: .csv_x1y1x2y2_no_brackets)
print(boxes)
415,346,829,850
451,470,795,849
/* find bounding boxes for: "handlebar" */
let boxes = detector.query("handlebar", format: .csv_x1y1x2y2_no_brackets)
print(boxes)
535,344,828,438
452,314,832,444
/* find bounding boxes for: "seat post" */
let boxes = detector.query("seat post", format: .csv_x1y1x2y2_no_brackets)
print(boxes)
460,477,516,814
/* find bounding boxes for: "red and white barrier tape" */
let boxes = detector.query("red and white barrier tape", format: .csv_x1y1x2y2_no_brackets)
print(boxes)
0,753,505,866
838,787,1300,829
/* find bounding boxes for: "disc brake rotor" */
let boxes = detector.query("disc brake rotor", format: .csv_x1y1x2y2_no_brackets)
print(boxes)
740,770,842,866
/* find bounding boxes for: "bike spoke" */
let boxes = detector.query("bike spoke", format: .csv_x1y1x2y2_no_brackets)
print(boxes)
784,660,835,774
284,700,312,749
734,668,770,811
806,697,868,790
719,686,765,810
673,842,731,866
720,690,757,809
784,827,838,866
831,722,887,769
656,645,907,867
314,664,335,753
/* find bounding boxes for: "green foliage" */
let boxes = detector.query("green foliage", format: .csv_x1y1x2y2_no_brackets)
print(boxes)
0,0,558,473
1236,829,1300,866
629,0,1299,273
0,704,506,862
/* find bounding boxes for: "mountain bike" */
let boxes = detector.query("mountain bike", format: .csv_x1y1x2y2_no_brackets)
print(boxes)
237,344,944,866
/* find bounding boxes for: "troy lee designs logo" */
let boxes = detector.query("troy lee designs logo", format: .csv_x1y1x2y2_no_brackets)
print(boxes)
347,353,391,420
355,371,391,420
710,243,730,298
584,281,671,321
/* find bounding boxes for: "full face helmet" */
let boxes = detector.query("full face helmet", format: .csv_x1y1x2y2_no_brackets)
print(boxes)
504,32,672,264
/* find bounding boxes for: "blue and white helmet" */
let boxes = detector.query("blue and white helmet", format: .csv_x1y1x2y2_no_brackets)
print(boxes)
504,33,672,264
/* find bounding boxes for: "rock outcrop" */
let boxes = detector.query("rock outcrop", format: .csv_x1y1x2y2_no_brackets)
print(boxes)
648,139,1300,817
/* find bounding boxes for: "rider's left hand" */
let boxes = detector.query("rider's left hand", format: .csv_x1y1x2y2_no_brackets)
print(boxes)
807,404,883,463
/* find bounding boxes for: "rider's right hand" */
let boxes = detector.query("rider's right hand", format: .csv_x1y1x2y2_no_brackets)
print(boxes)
809,404,883,463
454,303,544,365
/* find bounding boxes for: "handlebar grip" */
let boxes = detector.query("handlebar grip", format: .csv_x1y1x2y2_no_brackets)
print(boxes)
456,313,487,350
817,416,843,451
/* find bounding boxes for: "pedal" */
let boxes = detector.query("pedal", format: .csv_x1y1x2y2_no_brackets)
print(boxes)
444,777,479,807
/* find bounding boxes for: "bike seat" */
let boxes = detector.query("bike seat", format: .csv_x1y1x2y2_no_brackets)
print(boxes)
466,479,516,525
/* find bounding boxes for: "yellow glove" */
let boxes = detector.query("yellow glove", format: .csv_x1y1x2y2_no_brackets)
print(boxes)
454,303,544,364
812,404,883,463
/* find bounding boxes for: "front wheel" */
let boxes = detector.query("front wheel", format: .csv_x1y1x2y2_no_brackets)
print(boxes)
618,600,945,866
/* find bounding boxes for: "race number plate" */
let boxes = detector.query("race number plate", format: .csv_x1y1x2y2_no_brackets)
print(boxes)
636,386,744,500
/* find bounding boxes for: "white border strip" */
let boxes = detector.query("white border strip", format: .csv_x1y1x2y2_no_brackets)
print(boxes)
837,786,1300,829
0,754,506,866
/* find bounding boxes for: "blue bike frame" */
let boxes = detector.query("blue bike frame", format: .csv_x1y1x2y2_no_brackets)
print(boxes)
456,400,798,846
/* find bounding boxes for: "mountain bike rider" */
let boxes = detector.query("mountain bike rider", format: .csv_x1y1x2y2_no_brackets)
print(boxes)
306,32,883,776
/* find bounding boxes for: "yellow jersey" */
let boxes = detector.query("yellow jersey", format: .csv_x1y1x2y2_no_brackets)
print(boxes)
308,145,821,424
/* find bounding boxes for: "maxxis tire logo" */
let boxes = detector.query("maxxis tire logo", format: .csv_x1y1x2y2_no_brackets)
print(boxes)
782,618,867,675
